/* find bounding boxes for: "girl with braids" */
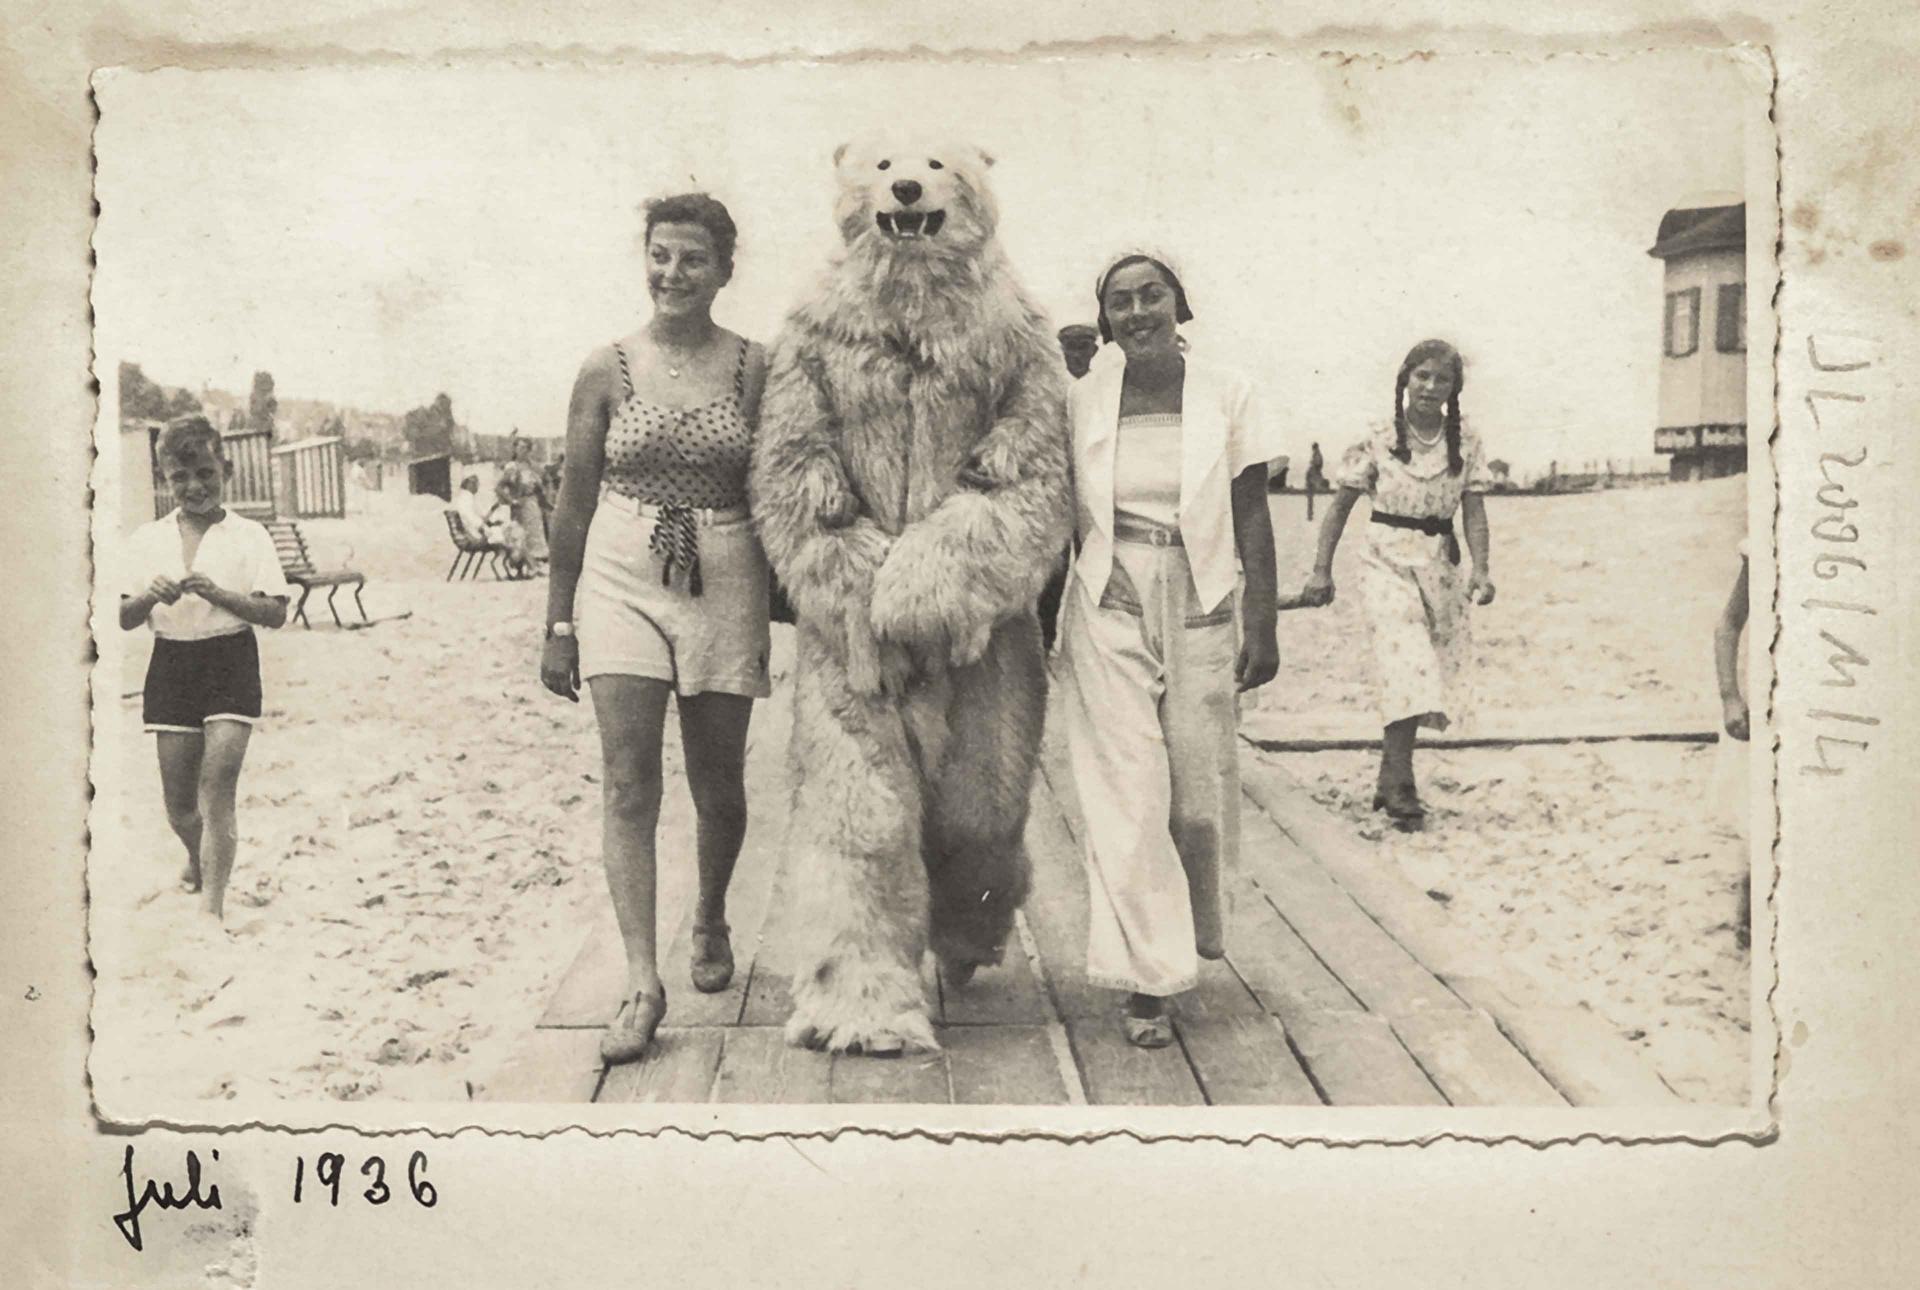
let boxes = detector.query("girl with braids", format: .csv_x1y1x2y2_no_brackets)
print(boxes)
1300,339,1497,830
540,193,772,1064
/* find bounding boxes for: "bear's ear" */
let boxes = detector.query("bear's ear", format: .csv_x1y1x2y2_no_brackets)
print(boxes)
974,145,996,169
832,140,851,168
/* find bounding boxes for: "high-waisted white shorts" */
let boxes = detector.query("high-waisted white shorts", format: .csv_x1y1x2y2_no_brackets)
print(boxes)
575,489,772,698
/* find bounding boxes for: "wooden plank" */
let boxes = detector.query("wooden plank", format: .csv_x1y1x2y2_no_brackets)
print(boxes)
710,1026,832,1104
1389,1009,1567,1107
1178,956,1266,1020
1234,802,1466,1018
943,1025,1073,1105
596,1027,726,1104
1240,707,1721,751
1177,1014,1323,1106
538,912,625,1028
474,1028,606,1103
1064,1018,1205,1106
830,1046,952,1105
738,833,809,1027
1018,775,1108,1020
1284,1010,1447,1107
1495,1006,1683,1107
1241,771,1529,992
658,686,793,1027
1218,864,1364,1027
939,932,1054,1026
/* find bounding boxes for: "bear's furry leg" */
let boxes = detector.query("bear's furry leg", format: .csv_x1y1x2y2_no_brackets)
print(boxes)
782,631,939,1056
923,620,1046,987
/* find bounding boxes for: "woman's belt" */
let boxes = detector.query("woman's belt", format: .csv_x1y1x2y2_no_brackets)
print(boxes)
1370,510,1460,565
599,486,750,596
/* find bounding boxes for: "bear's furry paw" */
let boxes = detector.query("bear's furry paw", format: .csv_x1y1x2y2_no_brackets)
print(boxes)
785,1008,940,1057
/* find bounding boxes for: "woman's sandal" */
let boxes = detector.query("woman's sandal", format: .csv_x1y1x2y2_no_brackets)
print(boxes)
600,986,668,1065
1123,1002,1175,1050
1374,783,1426,831
690,921,734,994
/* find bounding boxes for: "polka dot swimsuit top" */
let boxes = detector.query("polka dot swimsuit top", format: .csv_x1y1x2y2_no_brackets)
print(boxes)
603,337,753,510
603,337,752,596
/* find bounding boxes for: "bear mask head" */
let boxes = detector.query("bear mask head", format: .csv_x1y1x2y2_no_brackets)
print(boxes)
832,133,999,259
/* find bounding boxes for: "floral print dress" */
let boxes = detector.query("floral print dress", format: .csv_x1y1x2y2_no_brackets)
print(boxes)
1334,421,1495,730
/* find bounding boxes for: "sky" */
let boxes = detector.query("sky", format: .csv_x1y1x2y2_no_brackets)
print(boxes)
94,51,1753,473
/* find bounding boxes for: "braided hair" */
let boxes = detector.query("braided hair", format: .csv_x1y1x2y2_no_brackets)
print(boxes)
1390,338,1464,475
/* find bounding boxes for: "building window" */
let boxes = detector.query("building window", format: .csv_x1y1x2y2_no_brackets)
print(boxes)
1716,282,1746,352
1664,287,1701,358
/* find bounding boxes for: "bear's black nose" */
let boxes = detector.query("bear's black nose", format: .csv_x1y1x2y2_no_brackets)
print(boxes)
890,179,923,206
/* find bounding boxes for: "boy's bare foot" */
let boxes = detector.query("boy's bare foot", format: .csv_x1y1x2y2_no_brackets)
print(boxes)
180,863,202,894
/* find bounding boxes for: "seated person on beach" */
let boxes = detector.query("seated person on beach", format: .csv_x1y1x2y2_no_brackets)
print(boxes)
452,473,493,540
1299,339,1497,832
120,416,290,922
487,479,532,574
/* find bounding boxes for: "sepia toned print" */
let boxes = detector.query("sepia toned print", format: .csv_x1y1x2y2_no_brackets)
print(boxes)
86,48,1768,1127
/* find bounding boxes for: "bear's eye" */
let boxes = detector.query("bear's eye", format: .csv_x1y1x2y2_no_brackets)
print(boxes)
928,159,944,170
877,159,891,171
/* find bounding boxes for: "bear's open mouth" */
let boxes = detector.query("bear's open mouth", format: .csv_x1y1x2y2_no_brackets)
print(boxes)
876,210,946,239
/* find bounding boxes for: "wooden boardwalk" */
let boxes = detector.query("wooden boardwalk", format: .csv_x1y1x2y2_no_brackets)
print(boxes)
478,682,1677,1108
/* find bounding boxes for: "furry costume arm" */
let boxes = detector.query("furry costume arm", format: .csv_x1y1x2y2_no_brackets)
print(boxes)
869,336,1071,666
751,333,913,696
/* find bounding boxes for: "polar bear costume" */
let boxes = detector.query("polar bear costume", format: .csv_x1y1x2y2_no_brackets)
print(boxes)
749,136,1071,1054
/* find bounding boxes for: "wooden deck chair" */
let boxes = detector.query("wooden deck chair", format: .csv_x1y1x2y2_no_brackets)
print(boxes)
443,510,511,581
267,519,369,628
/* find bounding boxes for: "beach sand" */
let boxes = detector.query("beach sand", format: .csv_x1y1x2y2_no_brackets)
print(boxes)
88,476,1756,1108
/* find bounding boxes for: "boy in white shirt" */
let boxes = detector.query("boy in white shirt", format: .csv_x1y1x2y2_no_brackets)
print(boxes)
120,417,290,921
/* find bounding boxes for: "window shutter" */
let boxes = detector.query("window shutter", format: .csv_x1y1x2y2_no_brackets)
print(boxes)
1716,282,1745,353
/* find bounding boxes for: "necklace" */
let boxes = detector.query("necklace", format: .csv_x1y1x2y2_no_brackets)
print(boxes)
650,325,714,380
1407,417,1444,446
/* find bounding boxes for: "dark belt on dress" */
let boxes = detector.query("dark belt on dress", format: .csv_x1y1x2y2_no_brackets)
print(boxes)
1370,510,1460,565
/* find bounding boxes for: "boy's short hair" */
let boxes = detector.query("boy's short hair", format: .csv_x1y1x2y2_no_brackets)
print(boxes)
155,415,223,465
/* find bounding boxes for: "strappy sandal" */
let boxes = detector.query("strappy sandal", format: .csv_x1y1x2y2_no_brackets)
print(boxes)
600,986,667,1065
690,921,733,994
1123,999,1175,1049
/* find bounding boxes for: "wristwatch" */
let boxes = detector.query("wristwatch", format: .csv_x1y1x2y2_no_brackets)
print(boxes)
545,621,574,640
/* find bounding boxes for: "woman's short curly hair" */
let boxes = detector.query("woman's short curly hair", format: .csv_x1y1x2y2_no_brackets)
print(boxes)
643,193,738,272
155,414,223,465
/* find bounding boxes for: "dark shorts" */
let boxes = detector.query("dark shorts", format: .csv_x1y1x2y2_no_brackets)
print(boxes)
142,630,263,733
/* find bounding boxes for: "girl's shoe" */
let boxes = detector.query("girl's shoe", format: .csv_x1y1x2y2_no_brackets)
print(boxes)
1378,781,1426,831
600,986,667,1065
690,921,733,994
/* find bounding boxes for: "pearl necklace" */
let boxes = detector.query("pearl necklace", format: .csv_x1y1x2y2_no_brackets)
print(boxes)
1407,417,1444,447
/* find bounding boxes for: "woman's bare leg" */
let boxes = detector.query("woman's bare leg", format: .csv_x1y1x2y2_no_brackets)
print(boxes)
195,721,254,920
156,732,205,891
588,675,673,998
675,691,754,929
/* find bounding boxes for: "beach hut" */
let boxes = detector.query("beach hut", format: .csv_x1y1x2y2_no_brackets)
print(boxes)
408,453,453,502
270,434,347,518
1647,201,1746,482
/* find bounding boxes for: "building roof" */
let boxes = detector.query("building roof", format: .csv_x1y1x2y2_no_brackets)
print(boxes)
1647,203,1746,261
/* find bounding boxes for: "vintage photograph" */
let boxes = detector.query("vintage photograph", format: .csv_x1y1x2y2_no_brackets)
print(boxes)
87,49,1768,1123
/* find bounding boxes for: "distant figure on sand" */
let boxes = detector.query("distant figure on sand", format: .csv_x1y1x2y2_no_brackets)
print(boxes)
1713,539,1752,950
501,436,550,574
540,192,771,1065
120,416,290,921
1059,253,1282,1048
1303,441,1326,518
1300,339,1497,831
